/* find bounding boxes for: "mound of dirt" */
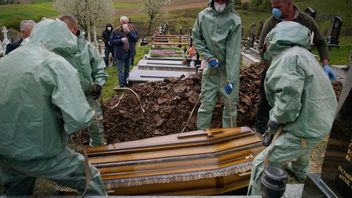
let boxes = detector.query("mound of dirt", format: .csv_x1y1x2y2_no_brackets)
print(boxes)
70,64,344,144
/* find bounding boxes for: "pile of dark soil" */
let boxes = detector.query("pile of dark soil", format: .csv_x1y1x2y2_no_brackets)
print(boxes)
70,64,344,144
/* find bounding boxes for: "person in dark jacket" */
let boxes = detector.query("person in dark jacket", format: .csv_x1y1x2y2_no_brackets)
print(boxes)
110,16,138,87
5,20,36,55
102,24,114,67
128,20,138,66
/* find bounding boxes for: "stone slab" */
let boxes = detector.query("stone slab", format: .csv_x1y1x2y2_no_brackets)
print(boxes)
146,54,185,61
284,184,304,198
139,59,185,66
137,60,196,72
241,52,261,68
128,68,195,83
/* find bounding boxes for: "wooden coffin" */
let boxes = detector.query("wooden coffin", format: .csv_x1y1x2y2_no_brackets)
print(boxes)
86,127,264,195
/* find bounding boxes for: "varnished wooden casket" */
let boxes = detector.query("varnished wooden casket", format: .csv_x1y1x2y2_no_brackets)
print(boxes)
86,127,264,195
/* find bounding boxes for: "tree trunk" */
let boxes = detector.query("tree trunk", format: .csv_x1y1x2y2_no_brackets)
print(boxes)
87,25,91,42
93,25,97,44
147,17,153,36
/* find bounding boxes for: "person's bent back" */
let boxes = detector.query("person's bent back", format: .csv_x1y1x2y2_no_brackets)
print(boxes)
0,19,107,196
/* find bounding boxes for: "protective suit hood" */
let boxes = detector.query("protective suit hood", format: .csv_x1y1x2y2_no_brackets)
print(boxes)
28,19,78,57
265,21,311,59
209,0,234,13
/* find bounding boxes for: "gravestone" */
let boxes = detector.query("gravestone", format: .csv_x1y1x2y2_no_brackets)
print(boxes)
163,24,168,34
327,16,343,48
304,7,317,19
189,31,193,47
303,68,352,198
0,40,4,57
2,26,10,53
249,23,256,48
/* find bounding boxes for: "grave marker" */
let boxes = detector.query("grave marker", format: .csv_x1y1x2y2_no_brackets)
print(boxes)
304,7,317,19
327,16,343,48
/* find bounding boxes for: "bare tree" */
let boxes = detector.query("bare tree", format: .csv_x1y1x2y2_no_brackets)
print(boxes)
143,0,170,36
53,0,113,41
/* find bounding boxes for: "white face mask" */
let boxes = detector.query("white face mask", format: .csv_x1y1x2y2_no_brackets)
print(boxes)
214,2,226,13
107,27,112,31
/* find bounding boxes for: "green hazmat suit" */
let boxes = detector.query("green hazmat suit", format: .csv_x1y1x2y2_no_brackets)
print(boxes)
192,0,242,129
0,19,107,195
248,21,337,195
68,30,108,146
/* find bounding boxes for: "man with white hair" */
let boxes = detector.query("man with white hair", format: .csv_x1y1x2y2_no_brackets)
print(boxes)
5,20,36,54
110,16,138,87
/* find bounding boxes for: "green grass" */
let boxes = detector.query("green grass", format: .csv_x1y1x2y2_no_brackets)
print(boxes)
102,44,151,102
328,36,352,65
0,2,57,28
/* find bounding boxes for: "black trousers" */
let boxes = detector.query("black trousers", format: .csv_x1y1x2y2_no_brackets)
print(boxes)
254,64,272,134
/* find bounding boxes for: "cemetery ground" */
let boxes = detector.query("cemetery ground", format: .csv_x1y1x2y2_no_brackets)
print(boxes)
0,0,351,195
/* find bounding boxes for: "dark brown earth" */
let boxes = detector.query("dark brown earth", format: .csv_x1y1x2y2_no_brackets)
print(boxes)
70,64,343,145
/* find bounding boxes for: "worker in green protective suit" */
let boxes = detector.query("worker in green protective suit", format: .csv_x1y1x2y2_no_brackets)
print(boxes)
192,0,242,129
59,16,108,147
0,19,107,195
248,21,337,195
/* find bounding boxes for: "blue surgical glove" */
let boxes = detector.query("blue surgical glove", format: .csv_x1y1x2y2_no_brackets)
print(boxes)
224,82,233,95
208,58,219,69
323,65,337,81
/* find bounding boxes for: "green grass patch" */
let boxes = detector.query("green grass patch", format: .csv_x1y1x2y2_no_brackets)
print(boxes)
102,66,118,102
0,2,57,28
102,44,151,102
296,0,352,31
328,36,352,65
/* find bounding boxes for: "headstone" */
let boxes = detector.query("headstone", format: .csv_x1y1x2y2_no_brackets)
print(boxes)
141,37,149,46
2,26,10,53
303,68,352,198
249,23,256,48
189,29,193,47
0,40,4,57
327,16,343,48
304,7,317,19
164,23,168,34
